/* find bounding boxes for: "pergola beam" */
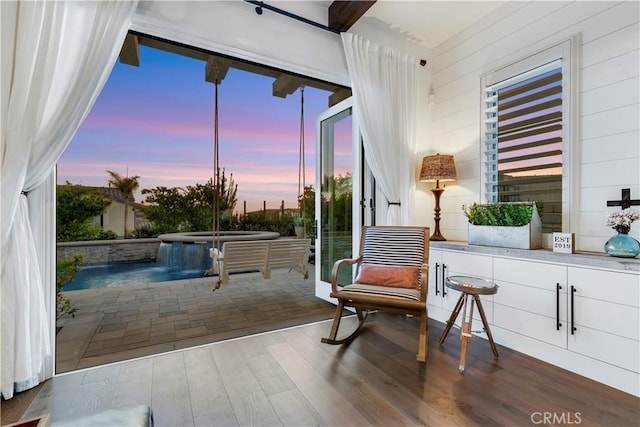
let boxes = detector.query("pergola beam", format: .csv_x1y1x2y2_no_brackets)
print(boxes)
119,34,140,67
205,56,231,84
273,74,305,98
328,88,352,107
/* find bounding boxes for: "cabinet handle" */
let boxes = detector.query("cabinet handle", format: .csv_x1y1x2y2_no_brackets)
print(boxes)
435,263,440,295
556,283,562,330
442,264,447,296
570,285,577,334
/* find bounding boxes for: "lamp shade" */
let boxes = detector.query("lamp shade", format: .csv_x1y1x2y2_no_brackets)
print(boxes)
420,154,457,182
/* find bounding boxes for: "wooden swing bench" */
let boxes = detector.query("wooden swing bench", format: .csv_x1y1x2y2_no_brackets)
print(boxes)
209,238,311,285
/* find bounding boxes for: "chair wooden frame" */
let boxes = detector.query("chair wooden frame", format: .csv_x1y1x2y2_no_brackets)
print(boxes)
321,226,430,362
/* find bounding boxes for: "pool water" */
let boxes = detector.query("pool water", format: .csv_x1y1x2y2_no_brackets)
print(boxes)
65,261,206,291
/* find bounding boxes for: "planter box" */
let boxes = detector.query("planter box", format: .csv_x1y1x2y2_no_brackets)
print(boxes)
468,204,542,250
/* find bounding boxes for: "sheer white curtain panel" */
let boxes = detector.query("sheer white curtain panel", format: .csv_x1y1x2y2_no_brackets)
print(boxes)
341,33,420,225
0,0,137,399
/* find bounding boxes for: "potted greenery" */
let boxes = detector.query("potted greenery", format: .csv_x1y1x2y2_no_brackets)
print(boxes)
462,202,542,249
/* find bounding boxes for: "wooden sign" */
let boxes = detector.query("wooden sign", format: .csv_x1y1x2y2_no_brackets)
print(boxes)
553,233,575,253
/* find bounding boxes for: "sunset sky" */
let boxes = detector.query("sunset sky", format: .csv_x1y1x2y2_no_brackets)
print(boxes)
57,45,347,213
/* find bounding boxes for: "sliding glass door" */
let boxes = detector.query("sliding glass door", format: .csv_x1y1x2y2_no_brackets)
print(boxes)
314,98,363,302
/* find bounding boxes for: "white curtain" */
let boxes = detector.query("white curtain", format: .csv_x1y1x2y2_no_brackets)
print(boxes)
341,33,420,225
1,0,137,399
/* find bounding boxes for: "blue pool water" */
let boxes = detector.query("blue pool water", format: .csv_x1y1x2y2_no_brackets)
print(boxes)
65,261,206,291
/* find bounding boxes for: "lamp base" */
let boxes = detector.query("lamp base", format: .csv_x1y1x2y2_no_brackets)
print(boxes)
430,186,447,241
430,231,446,242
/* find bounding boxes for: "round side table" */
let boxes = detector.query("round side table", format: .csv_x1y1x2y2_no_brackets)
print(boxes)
438,275,499,373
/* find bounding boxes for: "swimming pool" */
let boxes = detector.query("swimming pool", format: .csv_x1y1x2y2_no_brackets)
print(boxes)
65,261,206,291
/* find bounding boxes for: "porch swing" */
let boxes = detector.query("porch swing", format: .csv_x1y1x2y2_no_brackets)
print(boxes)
207,80,311,290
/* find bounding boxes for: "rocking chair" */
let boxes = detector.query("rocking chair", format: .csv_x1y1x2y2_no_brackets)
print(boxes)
321,226,430,361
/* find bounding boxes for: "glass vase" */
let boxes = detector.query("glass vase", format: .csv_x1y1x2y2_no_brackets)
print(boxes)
604,232,640,258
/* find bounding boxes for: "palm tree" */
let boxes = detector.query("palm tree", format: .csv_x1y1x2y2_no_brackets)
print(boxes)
107,170,140,238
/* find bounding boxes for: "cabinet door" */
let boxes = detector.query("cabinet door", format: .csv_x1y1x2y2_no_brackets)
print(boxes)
441,251,494,324
568,267,640,373
427,249,443,309
493,258,567,347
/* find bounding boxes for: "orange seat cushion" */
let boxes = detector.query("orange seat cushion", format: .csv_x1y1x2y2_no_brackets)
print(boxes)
354,264,418,289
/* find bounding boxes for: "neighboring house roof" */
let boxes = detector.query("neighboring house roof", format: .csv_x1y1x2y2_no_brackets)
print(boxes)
88,186,134,204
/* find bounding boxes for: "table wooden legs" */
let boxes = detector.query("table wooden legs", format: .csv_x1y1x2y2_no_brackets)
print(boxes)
474,295,499,359
439,293,464,345
439,293,499,373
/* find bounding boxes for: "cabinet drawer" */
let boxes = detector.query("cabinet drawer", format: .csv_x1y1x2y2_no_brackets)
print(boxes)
494,257,566,290
569,326,640,373
573,294,639,341
494,280,567,322
568,267,639,307
494,303,566,348
443,251,492,278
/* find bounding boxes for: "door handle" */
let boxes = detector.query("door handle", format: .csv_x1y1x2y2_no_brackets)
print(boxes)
442,264,447,296
570,285,577,335
556,283,562,330
435,263,440,295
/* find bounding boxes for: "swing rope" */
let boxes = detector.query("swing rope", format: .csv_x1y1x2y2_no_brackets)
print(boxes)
297,86,305,236
207,61,223,291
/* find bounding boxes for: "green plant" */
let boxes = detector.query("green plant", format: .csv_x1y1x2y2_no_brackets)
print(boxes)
56,254,84,321
292,217,305,226
141,171,238,233
462,202,535,226
131,225,155,238
95,229,118,240
56,182,111,242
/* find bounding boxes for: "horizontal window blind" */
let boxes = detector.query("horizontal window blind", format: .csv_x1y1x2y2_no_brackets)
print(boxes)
483,59,563,233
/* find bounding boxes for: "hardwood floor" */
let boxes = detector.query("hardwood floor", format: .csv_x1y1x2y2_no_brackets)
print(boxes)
8,313,640,426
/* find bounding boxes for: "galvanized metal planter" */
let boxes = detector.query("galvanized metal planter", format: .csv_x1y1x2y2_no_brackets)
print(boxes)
467,203,543,250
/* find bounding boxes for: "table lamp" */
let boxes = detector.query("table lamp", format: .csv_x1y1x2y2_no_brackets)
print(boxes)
420,154,457,241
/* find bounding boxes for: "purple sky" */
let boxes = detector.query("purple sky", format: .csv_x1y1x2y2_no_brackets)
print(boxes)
57,45,351,214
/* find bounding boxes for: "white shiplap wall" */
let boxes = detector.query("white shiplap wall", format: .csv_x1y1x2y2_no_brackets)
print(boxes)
422,1,640,252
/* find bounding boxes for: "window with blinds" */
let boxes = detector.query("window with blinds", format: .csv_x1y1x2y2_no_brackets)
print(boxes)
483,59,564,233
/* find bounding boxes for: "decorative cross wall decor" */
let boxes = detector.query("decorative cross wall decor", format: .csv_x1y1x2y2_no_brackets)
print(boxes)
606,188,640,210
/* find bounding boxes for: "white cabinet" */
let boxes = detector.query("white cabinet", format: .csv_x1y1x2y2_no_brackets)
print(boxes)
493,258,567,348
427,249,447,322
485,255,639,396
427,248,493,326
429,244,640,396
567,267,640,374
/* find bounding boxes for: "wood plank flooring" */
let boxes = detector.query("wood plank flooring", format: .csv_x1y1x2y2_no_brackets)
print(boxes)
11,314,640,426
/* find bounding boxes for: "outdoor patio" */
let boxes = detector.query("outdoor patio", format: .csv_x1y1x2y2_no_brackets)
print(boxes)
56,267,340,373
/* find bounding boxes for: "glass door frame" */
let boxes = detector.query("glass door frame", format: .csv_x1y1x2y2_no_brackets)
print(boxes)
314,97,364,303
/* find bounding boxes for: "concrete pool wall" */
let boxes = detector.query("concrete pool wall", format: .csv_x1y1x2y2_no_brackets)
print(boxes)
57,238,160,265
57,231,281,266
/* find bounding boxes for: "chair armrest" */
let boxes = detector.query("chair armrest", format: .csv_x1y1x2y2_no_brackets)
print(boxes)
330,257,362,293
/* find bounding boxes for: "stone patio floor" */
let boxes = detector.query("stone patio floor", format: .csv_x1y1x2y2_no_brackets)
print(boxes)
56,268,339,373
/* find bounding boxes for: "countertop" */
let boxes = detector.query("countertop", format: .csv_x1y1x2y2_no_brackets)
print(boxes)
430,241,640,272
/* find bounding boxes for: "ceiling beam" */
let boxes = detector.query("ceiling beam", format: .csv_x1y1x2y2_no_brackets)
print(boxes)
119,34,140,67
128,32,350,98
272,74,304,98
328,1,376,32
328,88,352,107
205,56,231,84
